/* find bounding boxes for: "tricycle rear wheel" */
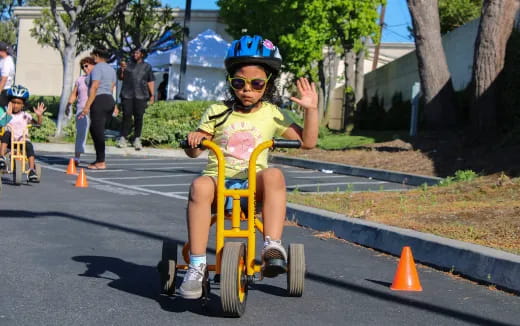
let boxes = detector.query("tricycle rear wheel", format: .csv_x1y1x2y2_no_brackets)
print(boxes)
287,243,305,297
159,241,178,295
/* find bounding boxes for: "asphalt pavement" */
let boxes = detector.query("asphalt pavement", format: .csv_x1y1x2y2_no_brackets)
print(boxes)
0,152,519,325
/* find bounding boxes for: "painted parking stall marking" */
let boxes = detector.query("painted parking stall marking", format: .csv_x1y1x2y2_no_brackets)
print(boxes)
37,152,413,197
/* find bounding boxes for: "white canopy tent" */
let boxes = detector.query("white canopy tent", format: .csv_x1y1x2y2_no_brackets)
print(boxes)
147,29,230,101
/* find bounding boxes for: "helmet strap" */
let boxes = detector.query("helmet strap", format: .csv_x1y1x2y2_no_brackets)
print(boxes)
234,100,260,112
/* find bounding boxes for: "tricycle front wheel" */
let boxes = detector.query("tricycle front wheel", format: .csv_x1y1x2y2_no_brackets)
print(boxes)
221,242,248,317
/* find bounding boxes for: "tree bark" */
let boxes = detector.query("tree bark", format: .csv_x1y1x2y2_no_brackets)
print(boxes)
407,0,457,129
470,0,520,132
342,47,356,130
317,59,327,121
355,44,365,105
322,48,340,128
56,45,76,136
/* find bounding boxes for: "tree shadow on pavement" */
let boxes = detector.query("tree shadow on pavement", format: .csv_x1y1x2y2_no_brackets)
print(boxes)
71,255,226,317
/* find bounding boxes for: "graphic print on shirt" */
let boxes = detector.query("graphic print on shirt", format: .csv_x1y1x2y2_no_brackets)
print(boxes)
220,121,262,172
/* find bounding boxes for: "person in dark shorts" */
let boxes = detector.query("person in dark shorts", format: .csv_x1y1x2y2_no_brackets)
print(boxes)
117,48,155,150
157,73,168,101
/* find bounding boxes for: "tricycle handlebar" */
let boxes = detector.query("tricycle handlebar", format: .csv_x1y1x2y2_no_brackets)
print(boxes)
272,139,301,149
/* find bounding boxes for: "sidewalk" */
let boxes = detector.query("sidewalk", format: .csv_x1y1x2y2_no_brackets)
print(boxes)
34,142,520,293
35,142,206,158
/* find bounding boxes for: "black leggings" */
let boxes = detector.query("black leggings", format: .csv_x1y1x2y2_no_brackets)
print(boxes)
120,98,147,138
89,94,115,163
1,130,35,157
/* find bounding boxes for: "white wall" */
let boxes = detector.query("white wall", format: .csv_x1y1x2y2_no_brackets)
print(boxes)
363,19,480,109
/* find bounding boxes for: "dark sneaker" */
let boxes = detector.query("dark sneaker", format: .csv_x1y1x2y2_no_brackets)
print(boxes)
261,236,287,278
179,263,206,299
28,169,40,183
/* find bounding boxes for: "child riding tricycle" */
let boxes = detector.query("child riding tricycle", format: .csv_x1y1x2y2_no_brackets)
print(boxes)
0,85,45,185
157,35,318,317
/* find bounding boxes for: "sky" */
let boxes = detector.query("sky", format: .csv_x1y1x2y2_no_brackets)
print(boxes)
162,0,413,43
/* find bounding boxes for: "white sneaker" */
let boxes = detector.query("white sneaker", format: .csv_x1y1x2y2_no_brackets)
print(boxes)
261,236,287,278
134,137,142,151
117,137,127,148
179,263,207,299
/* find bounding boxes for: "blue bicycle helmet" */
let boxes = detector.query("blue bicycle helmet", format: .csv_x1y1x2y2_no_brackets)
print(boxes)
7,85,30,101
225,35,282,73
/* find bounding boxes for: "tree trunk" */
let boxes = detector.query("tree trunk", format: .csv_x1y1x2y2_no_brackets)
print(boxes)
470,0,520,132
55,45,76,137
317,59,327,121
407,0,457,129
323,51,340,128
342,47,356,130
355,44,365,105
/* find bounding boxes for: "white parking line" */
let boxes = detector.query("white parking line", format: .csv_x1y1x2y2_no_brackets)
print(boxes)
140,183,192,187
110,162,205,166
133,166,197,171
286,181,387,189
85,169,125,173
98,174,191,180
294,175,350,179
41,164,188,200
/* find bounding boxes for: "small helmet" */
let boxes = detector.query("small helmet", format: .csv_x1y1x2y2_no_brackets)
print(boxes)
225,35,282,73
7,85,29,101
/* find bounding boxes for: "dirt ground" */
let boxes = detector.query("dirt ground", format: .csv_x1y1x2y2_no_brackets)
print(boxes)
282,131,520,178
284,131,520,254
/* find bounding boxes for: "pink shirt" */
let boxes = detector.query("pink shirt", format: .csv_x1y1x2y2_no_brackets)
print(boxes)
75,75,89,112
7,111,32,141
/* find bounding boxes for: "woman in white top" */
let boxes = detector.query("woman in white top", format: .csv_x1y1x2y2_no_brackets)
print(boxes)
0,41,15,107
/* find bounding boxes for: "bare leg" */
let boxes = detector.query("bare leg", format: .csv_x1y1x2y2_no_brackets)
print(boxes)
0,142,6,156
256,168,287,240
187,176,217,255
28,156,35,170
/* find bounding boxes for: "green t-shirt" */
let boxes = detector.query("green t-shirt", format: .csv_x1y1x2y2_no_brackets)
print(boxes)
198,102,294,179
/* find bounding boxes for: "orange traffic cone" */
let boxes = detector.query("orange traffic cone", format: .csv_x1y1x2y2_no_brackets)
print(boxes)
66,158,77,175
75,168,88,188
390,246,423,291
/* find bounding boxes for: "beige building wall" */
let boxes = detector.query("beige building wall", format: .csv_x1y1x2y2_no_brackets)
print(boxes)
13,7,231,97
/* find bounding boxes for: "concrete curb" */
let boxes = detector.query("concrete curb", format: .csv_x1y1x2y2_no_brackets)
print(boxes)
271,155,441,186
287,203,520,293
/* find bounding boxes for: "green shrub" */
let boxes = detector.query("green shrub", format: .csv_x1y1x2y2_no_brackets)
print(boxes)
439,169,478,186
140,100,219,146
27,96,60,118
29,112,56,142
318,134,375,150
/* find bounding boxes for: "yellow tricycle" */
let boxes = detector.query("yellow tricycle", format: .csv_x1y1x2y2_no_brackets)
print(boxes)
0,125,41,185
158,138,305,317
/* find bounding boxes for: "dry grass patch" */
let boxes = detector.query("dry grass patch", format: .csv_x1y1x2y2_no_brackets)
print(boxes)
288,174,520,254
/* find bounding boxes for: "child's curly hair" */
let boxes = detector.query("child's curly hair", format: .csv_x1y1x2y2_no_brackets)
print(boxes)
223,63,282,108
